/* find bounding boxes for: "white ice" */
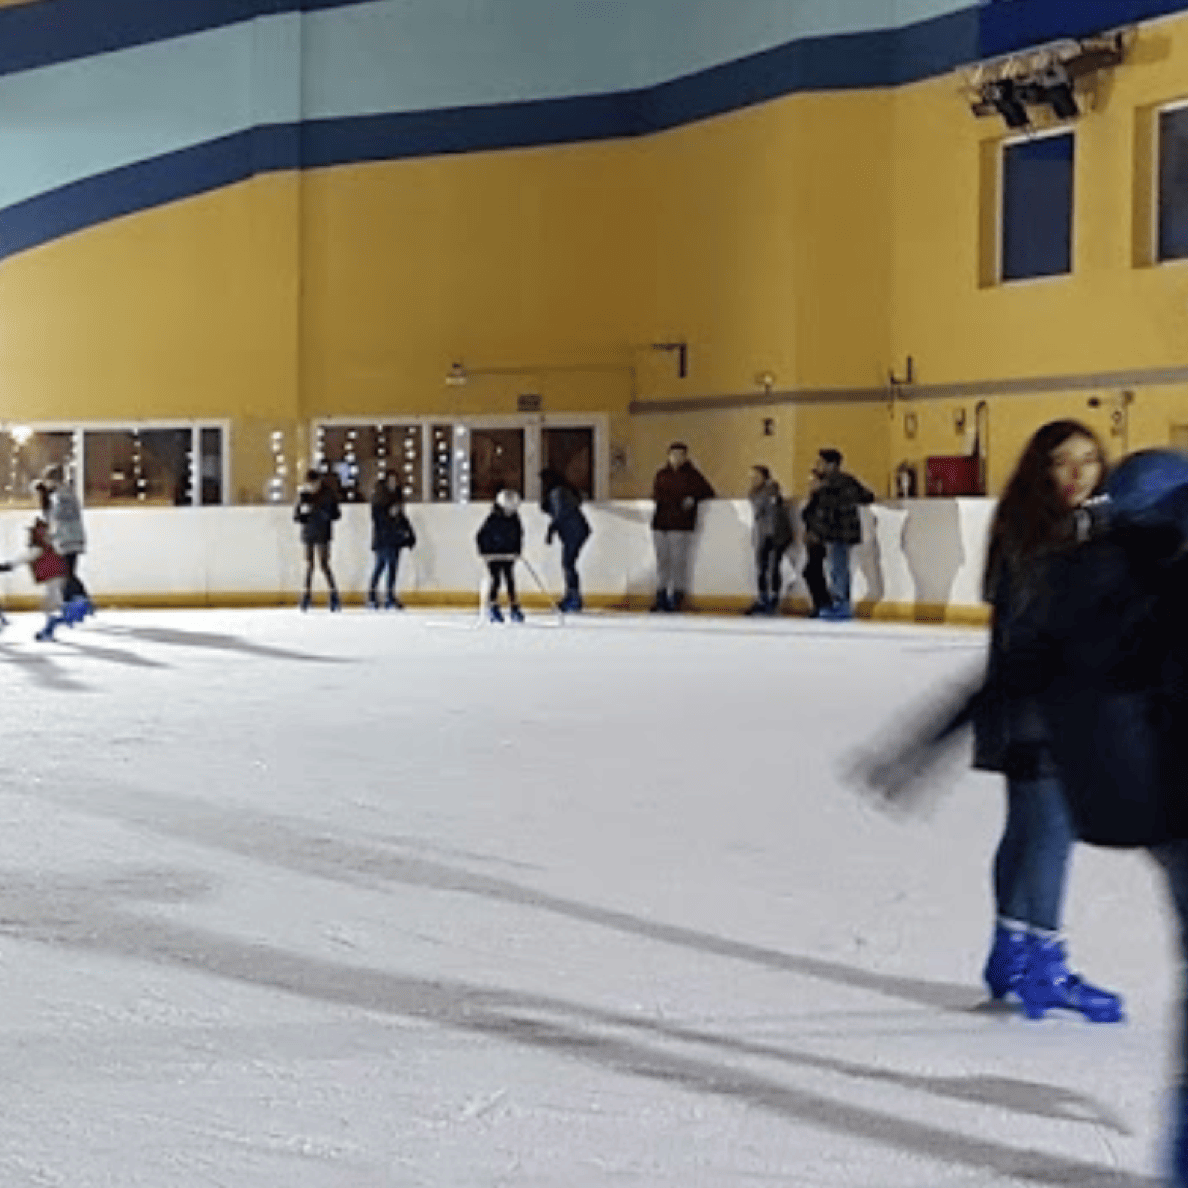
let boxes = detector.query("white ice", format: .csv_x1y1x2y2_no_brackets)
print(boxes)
0,606,1176,1187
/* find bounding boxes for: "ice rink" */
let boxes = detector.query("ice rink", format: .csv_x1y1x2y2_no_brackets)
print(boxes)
0,604,1178,1186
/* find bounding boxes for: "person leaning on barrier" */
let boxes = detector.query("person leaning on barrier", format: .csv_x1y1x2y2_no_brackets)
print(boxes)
650,442,715,613
801,448,873,621
745,464,794,615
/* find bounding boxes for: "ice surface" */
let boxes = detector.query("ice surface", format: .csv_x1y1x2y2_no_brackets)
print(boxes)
0,606,1175,1186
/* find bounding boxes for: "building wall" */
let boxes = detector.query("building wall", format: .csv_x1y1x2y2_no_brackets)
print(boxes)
0,1,1185,517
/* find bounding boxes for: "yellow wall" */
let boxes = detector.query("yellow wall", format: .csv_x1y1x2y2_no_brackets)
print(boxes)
6,12,1188,502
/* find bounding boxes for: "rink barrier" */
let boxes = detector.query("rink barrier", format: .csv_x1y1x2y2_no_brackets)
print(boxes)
0,498,995,626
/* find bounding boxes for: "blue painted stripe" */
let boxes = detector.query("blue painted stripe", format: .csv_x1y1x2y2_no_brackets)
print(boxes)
4,0,1186,83
1,0,1186,263
0,0,369,78
979,0,1188,59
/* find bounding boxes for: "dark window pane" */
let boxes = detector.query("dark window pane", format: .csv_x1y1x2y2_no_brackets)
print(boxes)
1001,133,1074,282
84,429,193,506
200,427,223,505
0,430,75,505
470,428,524,503
1160,107,1188,261
317,425,424,503
543,427,594,498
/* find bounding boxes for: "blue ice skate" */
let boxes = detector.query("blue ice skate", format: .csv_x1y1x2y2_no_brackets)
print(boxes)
1016,937,1124,1022
509,605,525,623
983,922,1031,1000
35,614,65,642
61,596,91,627
488,604,503,623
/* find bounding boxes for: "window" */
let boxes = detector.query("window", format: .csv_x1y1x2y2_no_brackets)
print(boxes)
0,429,76,504
469,427,524,502
1159,105,1188,262
313,416,605,505
543,426,594,498
315,424,424,503
1001,131,1074,281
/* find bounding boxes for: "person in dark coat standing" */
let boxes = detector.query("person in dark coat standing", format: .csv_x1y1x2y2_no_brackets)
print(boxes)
799,470,833,618
800,448,874,621
971,420,1121,1023
368,473,416,610
476,489,524,623
540,468,591,613
650,442,715,612
745,465,794,615
294,468,341,612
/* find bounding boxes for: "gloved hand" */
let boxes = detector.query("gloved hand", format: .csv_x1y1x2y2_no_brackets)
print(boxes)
0,561,11,573
545,528,555,545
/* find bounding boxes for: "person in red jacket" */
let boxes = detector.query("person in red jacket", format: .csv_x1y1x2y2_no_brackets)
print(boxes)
0,486,70,640
650,442,715,612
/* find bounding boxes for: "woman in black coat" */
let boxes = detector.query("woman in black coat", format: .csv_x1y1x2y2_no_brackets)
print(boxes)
971,420,1120,1022
369,474,417,610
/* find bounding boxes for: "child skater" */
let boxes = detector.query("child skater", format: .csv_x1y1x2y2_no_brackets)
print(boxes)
476,489,524,623
0,486,70,641
368,473,417,610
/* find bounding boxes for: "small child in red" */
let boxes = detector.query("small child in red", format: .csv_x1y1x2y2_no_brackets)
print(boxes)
0,515,70,640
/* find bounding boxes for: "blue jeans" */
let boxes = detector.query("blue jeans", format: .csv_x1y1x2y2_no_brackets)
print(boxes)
369,546,401,599
559,531,588,599
825,540,852,610
992,775,1073,932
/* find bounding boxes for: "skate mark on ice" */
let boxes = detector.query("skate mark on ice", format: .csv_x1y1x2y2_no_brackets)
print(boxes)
0,867,1154,1188
93,624,348,664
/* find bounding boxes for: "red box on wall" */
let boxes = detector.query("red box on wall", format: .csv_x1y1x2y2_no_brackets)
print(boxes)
925,455,981,496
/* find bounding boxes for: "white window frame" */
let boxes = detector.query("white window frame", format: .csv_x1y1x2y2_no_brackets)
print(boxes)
312,413,609,504
0,419,230,507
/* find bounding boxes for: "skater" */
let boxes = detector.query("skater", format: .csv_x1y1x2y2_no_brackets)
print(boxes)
800,470,832,618
39,463,92,624
477,489,524,623
650,442,715,612
540,467,591,613
0,491,70,641
854,445,1188,1181
974,420,1122,1022
294,469,341,612
801,448,874,621
745,465,794,615
368,473,416,609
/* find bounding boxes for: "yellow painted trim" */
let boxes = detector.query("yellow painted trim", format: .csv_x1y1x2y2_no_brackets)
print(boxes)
0,593,989,627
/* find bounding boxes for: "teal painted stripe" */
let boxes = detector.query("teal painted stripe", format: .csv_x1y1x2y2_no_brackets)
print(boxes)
0,15,303,211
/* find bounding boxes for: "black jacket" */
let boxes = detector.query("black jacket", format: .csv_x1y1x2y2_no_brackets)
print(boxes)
371,497,417,552
543,484,591,547
801,473,874,545
984,523,1188,847
477,508,523,557
294,484,341,545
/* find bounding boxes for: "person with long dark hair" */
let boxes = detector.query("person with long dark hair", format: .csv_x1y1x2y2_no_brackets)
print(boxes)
368,473,416,610
974,419,1122,1021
